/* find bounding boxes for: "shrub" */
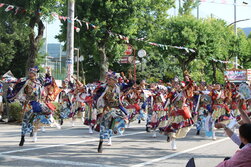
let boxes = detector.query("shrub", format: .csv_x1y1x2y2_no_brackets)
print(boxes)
8,102,22,122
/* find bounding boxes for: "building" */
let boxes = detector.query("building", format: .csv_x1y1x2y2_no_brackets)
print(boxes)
40,43,67,80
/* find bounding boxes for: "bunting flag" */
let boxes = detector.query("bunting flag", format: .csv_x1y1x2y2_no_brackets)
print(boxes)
212,58,243,68
199,0,251,7
108,31,195,52
108,31,129,43
86,22,89,30
51,12,96,30
0,3,27,15
0,5,196,53
5,5,14,12
15,7,19,15
74,26,80,32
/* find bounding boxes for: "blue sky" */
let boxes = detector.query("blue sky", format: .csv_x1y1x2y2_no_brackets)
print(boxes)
45,0,251,43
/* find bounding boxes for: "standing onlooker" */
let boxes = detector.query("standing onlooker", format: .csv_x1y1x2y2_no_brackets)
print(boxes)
0,83,3,121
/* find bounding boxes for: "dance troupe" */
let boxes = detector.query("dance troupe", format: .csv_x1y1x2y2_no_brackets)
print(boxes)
2,66,251,153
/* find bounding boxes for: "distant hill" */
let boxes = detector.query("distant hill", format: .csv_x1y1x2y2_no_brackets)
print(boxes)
241,27,251,36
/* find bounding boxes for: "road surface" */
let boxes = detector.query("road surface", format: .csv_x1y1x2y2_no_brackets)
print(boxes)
0,120,238,167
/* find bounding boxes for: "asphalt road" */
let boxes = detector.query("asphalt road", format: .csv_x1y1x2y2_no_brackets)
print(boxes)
0,120,238,167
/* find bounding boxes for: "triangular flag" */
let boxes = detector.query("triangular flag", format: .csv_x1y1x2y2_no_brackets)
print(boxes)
15,7,19,15
51,12,58,18
5,5,14,12
76,19,82,27
62,16,67,21
91,24,96,29
86,22,89,30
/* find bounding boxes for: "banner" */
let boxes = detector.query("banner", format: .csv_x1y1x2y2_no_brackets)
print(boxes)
224,70,247,81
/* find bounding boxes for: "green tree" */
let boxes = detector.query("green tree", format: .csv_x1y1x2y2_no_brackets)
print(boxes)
58,0,174,82
0,10,30,77
179,0,198,15
1,0,64,74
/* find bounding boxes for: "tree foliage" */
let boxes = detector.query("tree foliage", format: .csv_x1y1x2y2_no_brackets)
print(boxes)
57,0,174,82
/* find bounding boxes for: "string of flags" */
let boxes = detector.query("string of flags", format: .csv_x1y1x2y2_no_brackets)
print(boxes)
0,3,27,14
108,31,196,53
0,3,196,53
212,58,243,68
51,12,97,31
199,0,251,7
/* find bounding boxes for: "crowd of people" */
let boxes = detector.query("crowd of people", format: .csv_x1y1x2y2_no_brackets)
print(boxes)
1,66,251,166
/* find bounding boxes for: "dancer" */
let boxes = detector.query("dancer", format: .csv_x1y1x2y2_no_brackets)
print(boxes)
96,71,133,153
159,73,194,150
8,67,60,146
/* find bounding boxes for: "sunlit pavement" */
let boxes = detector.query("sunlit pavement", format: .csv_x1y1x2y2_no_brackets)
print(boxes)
0,120,238,167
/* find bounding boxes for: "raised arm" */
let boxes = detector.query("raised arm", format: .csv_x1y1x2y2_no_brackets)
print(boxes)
238,99,251,124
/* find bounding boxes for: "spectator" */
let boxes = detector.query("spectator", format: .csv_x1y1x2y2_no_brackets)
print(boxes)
0,83,3,120
216,124,251,167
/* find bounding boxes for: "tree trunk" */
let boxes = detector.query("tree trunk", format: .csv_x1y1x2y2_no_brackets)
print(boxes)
99,46,109,82
26,16,45,75
212,61,217,84
180,63,188,79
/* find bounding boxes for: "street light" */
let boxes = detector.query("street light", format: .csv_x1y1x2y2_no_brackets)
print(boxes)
233,1,249,69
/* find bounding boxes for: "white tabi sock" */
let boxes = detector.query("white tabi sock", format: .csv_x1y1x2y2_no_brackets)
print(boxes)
89,126,93,134
55,123,61,129
152,131,157,138
107,137,112,146
71,120,75,127
33,132,37,142
212,131,216,140
171,139,177,150
41,126,45,132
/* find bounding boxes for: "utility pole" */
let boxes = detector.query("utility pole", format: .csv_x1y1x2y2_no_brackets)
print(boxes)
179,0,181,14
59,44,62,74
66,0,75,80
234,0,238,69
45,21,48,67
197,4,199,19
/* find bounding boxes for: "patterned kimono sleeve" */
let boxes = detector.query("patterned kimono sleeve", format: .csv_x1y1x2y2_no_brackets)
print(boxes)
38,73,52,87
120,80,134,92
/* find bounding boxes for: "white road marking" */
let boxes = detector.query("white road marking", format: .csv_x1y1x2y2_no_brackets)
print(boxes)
0,154,117,167
0,131,146,155
131,137,230,167
0,126,86,138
